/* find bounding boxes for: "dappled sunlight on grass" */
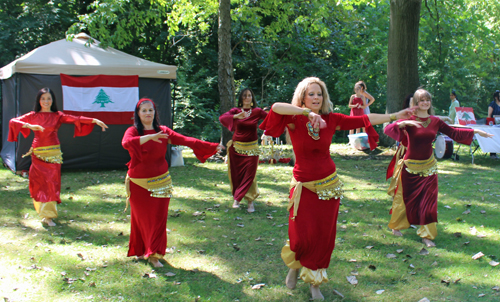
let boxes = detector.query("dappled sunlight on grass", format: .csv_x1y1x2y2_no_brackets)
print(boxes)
1,144,499,301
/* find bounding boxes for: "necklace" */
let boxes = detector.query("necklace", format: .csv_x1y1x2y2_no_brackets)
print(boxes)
416,116,431,128
306,121,320,140
243,108,252,118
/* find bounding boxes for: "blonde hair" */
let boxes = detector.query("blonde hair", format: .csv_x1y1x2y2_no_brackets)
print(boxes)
291,77,333,114
413,89,435,115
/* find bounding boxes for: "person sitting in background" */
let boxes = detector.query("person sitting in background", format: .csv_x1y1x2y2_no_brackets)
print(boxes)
487,90,500,159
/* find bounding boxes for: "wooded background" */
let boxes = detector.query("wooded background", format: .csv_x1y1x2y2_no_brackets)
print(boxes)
1,0,499,144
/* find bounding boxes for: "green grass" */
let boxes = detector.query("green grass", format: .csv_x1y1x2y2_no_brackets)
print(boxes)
0,143,499,302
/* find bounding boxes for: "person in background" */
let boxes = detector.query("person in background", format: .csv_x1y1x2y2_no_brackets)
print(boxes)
8,87,108,227
487,90,500,159
448,90,460,124
122,98,223,267
384,89,492,247
260,77,415,300
219,88,267,212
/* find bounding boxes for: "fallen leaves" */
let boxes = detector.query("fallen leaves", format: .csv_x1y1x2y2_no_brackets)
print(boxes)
419,248,429,256
472,252,485,260
386,253,397,259
251,283,266,290
489,261,499,267
346,275,358,285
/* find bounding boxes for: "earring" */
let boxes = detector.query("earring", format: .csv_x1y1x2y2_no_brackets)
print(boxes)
251,102,254,106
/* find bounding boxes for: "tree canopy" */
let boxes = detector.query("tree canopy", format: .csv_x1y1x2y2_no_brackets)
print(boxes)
2,0,500,141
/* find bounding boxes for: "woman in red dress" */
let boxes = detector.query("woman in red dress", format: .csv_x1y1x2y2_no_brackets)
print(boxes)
122,98,222,267
8,87,108,227
384,89,492,247
259,77,414,300
219,88,267,212
348,81,373,135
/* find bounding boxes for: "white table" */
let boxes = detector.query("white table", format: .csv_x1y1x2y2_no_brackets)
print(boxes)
452,124,500,163
469,125,500,153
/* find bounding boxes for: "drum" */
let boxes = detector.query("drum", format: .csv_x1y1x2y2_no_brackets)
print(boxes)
435,135,454,159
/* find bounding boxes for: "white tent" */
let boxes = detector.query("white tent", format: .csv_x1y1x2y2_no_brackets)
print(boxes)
1,34,177,172
0,33,176,80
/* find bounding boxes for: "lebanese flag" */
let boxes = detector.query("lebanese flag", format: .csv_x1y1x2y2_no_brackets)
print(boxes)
61,74,139,124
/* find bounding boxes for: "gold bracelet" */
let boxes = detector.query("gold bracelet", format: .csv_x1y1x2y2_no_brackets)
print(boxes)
390,114,396,122
302,108,312,117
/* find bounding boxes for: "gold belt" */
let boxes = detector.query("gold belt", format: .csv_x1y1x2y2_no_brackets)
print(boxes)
23,144,63,164
404,154,437,177
227,140,261,156
288,171,344,220
125,171,173,211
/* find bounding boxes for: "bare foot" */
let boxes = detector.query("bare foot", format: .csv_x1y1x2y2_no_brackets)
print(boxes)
310,284,324,300
232,200,240,208
137,256,145,260
285,268,299,289
392,229,403,237
42,218,56,227
247,202,255,213
148,258,164,268
422,238,436,247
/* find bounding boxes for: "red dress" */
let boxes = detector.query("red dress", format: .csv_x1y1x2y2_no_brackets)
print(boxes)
8,111,95,203
385,116,474,225
122,126,218,258
260,110,376,277
350,97,364,116
219,108,267,202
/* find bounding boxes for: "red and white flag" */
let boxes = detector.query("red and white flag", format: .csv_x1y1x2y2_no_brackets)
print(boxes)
60,74,139,124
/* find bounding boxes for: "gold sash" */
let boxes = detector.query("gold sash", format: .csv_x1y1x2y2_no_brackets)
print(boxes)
387,145,406,197
404,154,437,177
227,140,261,156
125,171,173,211
23,145,63,164
289,171,344,220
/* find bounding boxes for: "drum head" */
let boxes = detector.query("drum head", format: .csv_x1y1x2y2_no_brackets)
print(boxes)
434,135,445,159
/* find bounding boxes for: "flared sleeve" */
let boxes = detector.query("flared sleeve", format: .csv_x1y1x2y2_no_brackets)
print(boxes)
219,108,240,132
163,126,218,163
60,112,96,137
8,112,34,142
330,113,378,150
258,109,293,137
438,120,474,145
122,127,143,167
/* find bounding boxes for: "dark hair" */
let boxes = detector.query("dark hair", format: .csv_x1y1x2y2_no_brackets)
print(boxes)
355,81,366,91
134,98,161,135
34,87,58,112
403,93,414,108
451,90,457,97
236,88,257,108
494,90,500,102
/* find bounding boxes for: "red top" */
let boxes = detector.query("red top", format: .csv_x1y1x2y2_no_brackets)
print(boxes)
219,108,267,142
122,126,219,178
8,111,95,146
384,116,474,160
350,97,364,116
260,110,376,181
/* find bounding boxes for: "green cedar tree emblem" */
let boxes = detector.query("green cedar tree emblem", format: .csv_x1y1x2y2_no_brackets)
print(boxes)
461,112,473,121
93,89,114,108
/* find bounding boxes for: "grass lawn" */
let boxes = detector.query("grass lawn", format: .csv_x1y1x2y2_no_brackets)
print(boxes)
0,143,499,302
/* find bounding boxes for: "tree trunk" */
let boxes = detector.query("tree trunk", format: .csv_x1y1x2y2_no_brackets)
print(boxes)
218,0,235,154
383,0,422,145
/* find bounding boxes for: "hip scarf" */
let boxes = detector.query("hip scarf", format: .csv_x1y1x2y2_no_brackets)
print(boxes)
125,171,173,211
404,154,438,177
289,171,344,220
23,145,63,164
227,140,261,156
